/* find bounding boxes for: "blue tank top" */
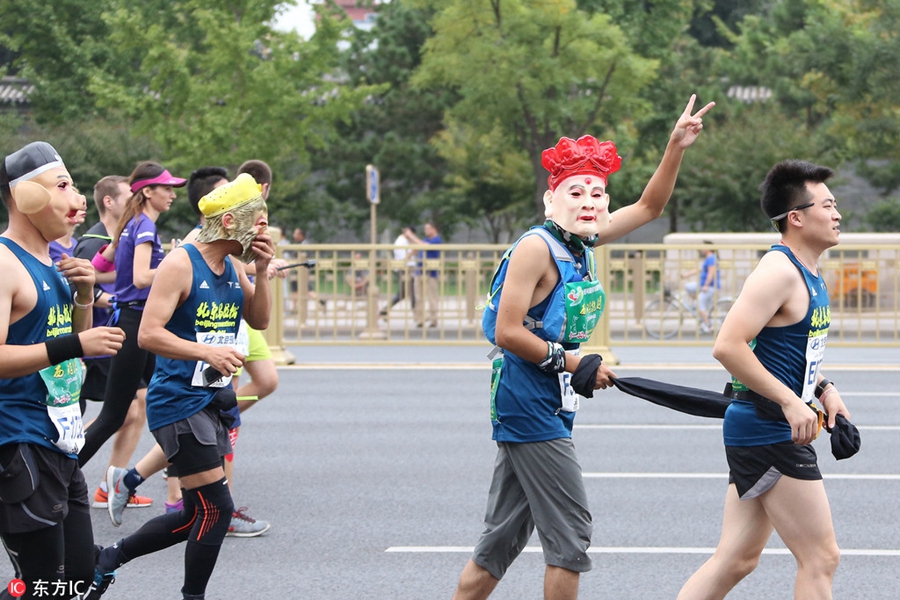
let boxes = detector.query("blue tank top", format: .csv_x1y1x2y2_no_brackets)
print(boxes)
492,232,594,443
145,244,243,430
0,238,78,456
724,244,830,446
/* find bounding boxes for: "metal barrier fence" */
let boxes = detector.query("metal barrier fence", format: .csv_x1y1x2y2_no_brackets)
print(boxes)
263,242,900,358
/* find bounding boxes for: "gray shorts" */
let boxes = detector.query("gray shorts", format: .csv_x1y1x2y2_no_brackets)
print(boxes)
472,438,592,579
152,407,232,477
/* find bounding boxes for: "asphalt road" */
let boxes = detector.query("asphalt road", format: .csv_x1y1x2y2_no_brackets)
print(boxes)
9,345,900,599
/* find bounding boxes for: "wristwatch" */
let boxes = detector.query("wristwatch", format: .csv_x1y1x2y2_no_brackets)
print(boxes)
815,378,834,399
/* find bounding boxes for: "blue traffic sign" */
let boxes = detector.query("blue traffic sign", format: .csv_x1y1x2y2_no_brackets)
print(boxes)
366,164,380,204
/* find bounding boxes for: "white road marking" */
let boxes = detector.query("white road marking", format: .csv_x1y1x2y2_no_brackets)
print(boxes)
581,472,900,480
575,424,900,431
384,546,900,556
279,363,896,371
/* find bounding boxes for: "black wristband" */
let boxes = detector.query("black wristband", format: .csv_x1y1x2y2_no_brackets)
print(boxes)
45,334,84,365
93,286,104,302
571,354,603,398
815,378,834,399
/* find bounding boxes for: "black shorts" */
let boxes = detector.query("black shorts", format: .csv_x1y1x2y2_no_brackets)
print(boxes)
726,442,821,499
0,444,89,534
81,357,111,402
152,407,232,477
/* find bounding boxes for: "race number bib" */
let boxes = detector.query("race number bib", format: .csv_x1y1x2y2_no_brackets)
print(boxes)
801,332,828,403
558,348,582,413
235,320,250,356
190,331,238,388
38,358,84,454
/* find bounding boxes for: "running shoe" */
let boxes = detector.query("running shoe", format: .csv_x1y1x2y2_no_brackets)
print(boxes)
105,466,130,527
91,486,153,509
79,568,116,600
165,498,184,513
226,507,271,537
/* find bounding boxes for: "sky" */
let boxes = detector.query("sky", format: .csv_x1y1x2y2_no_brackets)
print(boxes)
272,2,317,39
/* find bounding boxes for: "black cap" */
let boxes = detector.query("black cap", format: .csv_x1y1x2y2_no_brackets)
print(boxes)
4,141,65,186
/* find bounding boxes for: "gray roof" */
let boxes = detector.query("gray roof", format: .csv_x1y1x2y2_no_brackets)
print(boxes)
0,77,34,105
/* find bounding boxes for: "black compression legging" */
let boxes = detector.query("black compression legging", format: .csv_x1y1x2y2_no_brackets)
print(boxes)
0,506,94,600
78,307,155,466
99,477,234,597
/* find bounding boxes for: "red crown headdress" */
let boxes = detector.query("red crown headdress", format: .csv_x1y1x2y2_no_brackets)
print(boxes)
541,136,622,191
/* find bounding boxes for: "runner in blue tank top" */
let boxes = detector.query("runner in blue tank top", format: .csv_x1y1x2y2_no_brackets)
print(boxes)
92,173,274,600
454,95,715,600
679,160,850,600
0,141,125,600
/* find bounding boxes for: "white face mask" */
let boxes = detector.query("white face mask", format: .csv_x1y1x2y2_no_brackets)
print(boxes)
543,174,611,238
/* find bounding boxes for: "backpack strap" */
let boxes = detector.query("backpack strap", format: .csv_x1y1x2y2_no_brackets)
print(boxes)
528,227,574,263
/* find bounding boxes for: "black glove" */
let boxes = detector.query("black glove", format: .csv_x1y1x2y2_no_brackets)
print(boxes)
207,389,238,429
825,413,861,460
570,354,602,398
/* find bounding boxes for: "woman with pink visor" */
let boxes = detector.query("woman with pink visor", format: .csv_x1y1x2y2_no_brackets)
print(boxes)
78,162,185,470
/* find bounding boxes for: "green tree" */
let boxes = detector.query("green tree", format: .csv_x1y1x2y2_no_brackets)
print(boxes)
90,0,377,167
688,0,774,48
0,112,162,232
711,0,900,187
865,197,900,232
0,0,115,122
432,119,534,243
1,0,388,237
675,105,814,232
311,1,453,237
80,0,386,235
411,0,659,215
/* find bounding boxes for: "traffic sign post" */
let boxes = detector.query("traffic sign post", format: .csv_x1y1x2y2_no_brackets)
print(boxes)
361,165,386,340
366,164,380,205
366,164,379,245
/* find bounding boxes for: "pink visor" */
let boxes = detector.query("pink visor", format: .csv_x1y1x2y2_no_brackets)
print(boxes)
130,169,187,193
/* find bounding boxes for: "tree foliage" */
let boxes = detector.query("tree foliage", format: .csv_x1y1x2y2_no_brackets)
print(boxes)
90,1,381,169
411,0,660,215
675,105,815,232
309,1,453,238
865,197,900,232
432,118,534,243
0,0,115,122
3,0,900,238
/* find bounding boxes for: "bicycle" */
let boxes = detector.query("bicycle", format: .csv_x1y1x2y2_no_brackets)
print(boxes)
643,286,735,339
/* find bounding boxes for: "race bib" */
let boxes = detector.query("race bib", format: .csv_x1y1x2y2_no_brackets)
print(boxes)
38,358,85,454
802,332,828,403
235,320,250,356
190,331,238,388
558,348,582,413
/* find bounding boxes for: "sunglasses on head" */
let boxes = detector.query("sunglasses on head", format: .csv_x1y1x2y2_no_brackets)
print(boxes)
770,201,814,232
